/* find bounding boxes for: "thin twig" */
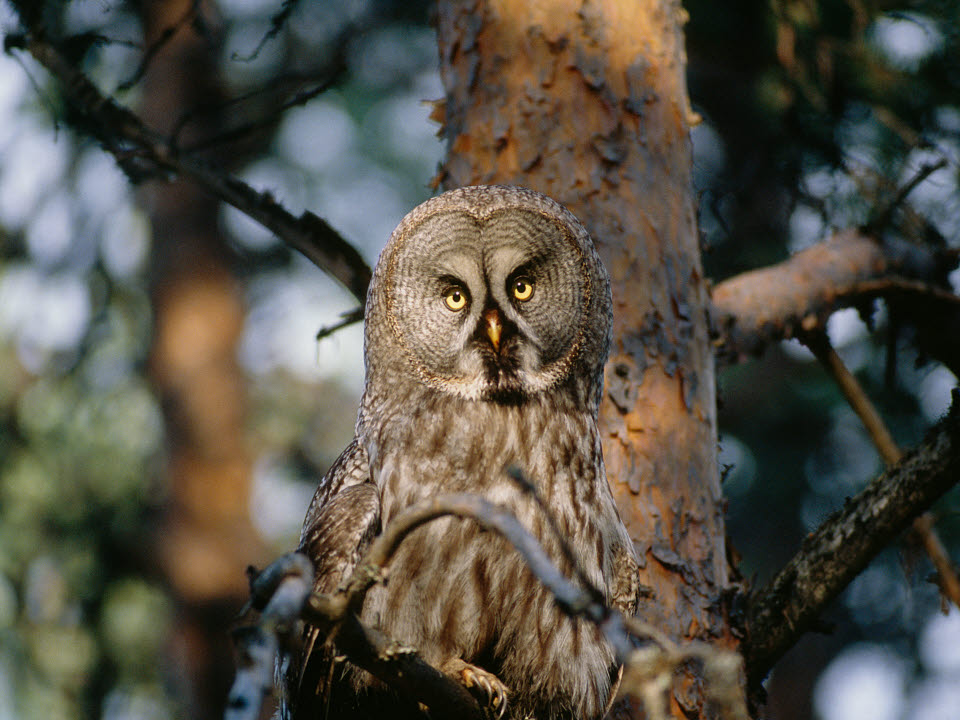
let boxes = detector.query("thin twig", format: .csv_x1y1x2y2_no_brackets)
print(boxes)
171,73,321,148
869,157,949,233
316,307,363,341
892,159,949,212
232,0,302,62
176,16,352,156
179,76,343,155
118,0,201,90
912,513,960,605
802,332,901,465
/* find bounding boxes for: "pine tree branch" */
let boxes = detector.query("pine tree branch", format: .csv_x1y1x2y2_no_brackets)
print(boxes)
711,229,960,373
5,28,372,303
803,331,960,611
744,391,960,689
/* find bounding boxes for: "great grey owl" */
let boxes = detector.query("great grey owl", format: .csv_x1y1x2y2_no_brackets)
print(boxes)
286,185,639,720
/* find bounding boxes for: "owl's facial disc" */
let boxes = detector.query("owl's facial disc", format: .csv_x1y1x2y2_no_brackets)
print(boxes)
382,204,596,403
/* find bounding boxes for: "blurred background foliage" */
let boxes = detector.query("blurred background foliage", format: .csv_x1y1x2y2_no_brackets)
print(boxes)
0,1,957,719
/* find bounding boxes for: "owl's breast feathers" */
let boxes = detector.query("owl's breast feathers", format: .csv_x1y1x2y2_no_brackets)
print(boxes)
354,389,638,719
291,388,637,720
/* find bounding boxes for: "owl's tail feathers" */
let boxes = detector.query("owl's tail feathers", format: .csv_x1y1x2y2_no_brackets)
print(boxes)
283,626,338,720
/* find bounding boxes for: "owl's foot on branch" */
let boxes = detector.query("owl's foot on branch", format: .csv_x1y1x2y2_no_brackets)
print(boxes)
443,659,509,720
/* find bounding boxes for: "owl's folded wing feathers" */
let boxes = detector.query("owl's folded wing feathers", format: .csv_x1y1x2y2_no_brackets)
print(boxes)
285,439,380,719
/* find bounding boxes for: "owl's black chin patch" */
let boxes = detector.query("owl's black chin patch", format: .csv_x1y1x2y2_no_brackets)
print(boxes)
472,316,527,404
481,381,526,405
479,351,526,404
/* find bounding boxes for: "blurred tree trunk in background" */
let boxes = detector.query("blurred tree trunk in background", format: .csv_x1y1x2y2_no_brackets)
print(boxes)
137,1,268,716
436,0,736,716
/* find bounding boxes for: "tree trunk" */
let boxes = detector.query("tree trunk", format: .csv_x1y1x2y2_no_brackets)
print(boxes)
436,0,735,714
137,1,269,717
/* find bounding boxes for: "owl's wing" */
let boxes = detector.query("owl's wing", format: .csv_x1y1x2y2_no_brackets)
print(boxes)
610,542,641,617
285,439,380,720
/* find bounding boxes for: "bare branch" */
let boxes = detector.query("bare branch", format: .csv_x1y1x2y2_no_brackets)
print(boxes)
323,492,748,718
315,307,363,341
868,157,950,235
236,491,752,720
802,332,902,465
6,28,372,303
179,74,344,155
256,493,628,720
744,391,960,688
334,493,632,657
232,0,302,63
711,229,959,367
175,14,351,157
274,492,631,720
911,513,960,608
803,332,960,610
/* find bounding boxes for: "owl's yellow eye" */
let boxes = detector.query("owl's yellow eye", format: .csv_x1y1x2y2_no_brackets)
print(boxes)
444,285,468,311
512,277,534,302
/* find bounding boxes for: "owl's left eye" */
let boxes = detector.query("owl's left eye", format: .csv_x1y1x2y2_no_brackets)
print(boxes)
511,276,535,302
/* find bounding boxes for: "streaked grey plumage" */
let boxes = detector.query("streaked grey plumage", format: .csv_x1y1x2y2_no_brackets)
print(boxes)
287,185,639,720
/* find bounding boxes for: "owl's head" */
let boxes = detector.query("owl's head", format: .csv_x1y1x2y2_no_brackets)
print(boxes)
363,186,612,410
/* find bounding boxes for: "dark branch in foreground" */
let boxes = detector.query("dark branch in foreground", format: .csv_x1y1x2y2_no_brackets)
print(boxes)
711,229,960,373
227,553,314,720
231,493,748,720
332,493,633,658
5,27,372,303
744,391,960,689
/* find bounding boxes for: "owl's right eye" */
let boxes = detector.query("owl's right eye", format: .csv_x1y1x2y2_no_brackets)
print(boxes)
443,285,468,311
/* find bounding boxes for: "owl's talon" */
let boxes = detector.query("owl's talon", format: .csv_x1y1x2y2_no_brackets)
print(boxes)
444,659,509,720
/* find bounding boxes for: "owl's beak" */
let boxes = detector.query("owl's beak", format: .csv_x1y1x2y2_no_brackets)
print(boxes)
483,308,502,352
